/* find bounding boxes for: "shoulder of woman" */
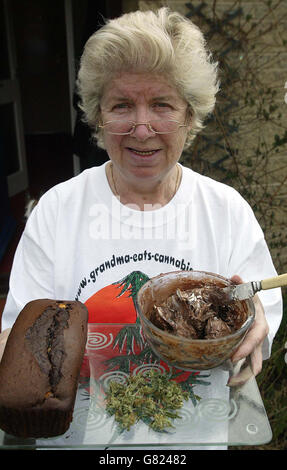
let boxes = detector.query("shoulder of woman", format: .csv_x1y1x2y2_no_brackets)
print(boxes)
184,166,246,203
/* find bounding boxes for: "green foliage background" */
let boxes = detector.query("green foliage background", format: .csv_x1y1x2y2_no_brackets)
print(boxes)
180,0,287,449
233,293,287,450
181,0,287,274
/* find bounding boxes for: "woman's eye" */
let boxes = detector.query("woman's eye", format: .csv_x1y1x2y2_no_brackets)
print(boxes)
113,103,129,110
153,102,172,109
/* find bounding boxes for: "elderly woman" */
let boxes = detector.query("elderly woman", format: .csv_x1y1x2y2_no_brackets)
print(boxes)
0,8,282,449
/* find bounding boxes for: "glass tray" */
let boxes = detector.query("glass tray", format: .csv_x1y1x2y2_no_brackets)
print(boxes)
0,323,272,449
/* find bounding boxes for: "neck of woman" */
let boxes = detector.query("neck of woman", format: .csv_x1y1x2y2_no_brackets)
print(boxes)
107,162,181,211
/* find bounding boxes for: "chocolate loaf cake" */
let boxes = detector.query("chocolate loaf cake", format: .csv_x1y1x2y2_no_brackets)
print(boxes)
0,299,88,438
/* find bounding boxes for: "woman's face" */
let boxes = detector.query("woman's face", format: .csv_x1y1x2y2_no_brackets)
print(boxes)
99,72,192,185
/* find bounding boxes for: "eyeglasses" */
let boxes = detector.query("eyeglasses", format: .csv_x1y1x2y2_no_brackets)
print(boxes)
98,120,187,135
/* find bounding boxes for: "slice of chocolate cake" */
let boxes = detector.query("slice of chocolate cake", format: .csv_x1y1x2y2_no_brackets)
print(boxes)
0,299,88,438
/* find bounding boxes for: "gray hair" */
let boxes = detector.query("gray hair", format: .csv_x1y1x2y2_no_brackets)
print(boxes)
77,7,219,149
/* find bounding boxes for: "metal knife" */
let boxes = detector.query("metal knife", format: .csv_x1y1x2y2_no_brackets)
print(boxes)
222,273,287,302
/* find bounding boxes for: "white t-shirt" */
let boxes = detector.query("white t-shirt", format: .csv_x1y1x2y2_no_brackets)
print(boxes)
1,162,282,449
2,163,282,357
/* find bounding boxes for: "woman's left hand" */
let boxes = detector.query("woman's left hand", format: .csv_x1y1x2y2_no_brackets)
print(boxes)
227,275,269,386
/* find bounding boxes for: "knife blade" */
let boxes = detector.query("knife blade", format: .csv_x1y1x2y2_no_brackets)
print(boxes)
222,273,287,302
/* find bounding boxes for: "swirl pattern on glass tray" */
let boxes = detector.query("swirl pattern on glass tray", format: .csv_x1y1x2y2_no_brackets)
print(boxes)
99,370,130,391
132,363,171,377
173,406,199,427
196,398,238,421
73,405,108,432
86,332,113,350
44,405,108,438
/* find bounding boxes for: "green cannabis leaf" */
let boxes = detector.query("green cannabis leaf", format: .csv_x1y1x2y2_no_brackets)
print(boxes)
105,370,190,433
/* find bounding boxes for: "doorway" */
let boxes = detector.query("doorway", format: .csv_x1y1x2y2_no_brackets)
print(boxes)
0,0,123,286
0,0,28,197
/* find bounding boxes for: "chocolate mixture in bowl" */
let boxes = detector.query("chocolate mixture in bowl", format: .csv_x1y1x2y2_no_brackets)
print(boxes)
148,285,247,340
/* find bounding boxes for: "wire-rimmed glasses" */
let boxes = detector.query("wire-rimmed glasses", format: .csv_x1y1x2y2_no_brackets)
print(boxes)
98,120,187,135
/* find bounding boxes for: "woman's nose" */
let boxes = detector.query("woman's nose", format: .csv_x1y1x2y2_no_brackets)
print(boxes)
131,122,155,141
130,106,155,140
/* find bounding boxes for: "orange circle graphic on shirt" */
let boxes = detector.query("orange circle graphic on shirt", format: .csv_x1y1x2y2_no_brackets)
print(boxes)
85,283,136,324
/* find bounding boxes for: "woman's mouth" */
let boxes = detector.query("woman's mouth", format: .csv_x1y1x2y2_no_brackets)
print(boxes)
127,147,159,157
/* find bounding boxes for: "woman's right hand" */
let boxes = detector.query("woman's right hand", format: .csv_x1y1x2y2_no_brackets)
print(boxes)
0,328,11,363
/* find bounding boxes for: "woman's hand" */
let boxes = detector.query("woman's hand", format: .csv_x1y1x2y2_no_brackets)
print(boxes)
227,275,269,386
0,328,11,363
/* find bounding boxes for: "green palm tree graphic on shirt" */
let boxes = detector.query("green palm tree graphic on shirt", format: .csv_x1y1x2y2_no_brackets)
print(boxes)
104,270,210,406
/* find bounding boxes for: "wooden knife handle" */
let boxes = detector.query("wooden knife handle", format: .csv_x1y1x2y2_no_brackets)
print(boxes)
261,273,287,290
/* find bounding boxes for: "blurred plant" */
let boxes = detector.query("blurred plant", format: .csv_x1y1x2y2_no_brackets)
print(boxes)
233,291,287,450
256,297,287,450
181,0,287,273
181,2,287,449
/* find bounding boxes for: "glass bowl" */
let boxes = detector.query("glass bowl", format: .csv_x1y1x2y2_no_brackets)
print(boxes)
135,271,255,370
